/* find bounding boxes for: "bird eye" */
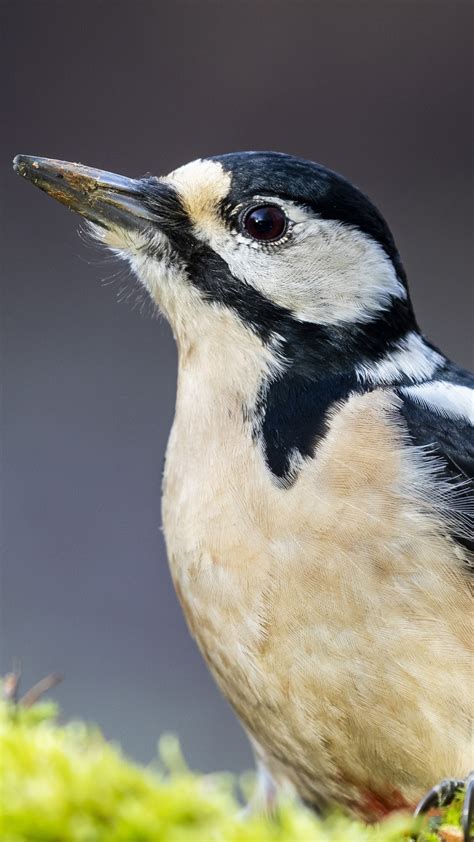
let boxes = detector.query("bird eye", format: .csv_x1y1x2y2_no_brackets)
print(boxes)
241,204,288,242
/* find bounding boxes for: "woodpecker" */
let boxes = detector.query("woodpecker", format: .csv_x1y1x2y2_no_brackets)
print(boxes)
14,152,473,838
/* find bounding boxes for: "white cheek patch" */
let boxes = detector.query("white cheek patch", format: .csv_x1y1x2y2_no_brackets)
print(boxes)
401,381,474,424
205,211,407,326
356,333,444,385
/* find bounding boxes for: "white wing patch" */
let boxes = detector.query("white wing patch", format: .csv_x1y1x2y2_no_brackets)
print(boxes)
356,332,444,385
401,381,474,424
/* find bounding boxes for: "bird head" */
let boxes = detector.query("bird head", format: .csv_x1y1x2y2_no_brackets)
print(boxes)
14,151,418,383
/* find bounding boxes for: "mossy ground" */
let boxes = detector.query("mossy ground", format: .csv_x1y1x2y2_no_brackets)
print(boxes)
0,691,466,842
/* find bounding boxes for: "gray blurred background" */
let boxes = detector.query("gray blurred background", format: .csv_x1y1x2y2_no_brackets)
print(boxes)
1,0,472,773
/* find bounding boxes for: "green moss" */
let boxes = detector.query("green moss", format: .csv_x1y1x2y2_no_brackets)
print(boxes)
0,694,465,841
416,790,466,842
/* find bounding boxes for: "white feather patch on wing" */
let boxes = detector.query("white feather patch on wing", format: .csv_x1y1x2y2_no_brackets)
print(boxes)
356,332,444,385
401,381,474,424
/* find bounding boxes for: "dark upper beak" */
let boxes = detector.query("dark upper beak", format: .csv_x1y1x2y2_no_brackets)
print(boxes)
13,155,168,230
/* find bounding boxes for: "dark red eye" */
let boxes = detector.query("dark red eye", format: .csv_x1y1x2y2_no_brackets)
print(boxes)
242,204,287,242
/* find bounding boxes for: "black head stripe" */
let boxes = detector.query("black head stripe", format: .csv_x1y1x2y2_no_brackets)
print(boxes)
186,238,416,367
139,177,195,252
185,239,418,485
252,299,418,484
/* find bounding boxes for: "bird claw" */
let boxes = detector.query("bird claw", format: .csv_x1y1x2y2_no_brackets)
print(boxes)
414,772,474,842
461,773,474,842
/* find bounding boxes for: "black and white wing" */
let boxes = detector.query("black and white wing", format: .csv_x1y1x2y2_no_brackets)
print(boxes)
397,361,474,554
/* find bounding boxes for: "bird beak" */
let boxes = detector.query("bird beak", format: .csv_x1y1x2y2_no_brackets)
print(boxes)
13,155,161,230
